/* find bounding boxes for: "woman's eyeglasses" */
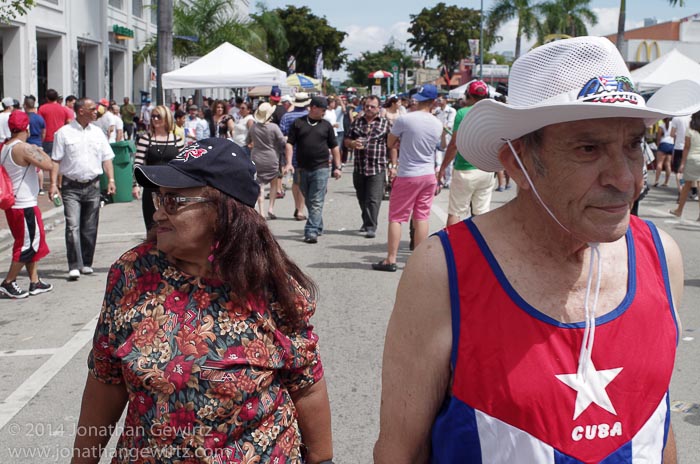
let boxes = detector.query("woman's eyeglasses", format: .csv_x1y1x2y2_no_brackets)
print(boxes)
152,192,212,215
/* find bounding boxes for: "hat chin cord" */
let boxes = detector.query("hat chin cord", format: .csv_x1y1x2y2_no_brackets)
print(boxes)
505,139,601,382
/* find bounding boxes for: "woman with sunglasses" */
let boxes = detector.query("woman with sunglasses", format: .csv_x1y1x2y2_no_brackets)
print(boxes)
72,137,334,464
212,99,235,138
132,105,184,230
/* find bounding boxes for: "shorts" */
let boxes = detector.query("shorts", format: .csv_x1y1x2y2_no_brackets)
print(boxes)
4,206,49,263
388,174,437,223
447,169,495,217
672,149,683,173
657,142,674,155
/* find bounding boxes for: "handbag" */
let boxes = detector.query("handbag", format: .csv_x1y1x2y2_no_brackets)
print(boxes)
1,142,30,210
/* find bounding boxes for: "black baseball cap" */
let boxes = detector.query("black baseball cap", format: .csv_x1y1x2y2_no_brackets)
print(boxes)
310,96,328,109
134,138,260,208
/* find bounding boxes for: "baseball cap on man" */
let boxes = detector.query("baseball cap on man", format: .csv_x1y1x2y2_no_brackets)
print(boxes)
467,80,489,97
270,86,281,101
456,36,700,172
134,138,260,208
411,84,438,102
2,97,13,109
8,111,29,133
310,96,328,109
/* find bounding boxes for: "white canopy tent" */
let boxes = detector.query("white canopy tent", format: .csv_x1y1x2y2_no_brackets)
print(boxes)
448,80,498,99
162,42,286,89
631,48,700,92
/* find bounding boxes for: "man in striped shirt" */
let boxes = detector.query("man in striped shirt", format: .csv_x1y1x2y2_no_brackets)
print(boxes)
344,95,392,238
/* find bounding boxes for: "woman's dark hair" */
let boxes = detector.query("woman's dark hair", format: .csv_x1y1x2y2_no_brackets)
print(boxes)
208,189,317,327
690,110,700,132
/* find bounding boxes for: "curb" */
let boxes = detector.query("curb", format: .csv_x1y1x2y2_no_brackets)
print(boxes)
0,206,65,254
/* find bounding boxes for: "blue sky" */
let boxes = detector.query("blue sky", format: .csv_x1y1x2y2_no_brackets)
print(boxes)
257,0,698,79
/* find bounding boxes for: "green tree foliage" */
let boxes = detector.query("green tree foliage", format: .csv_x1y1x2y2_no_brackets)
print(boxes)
407,3,485,74
538,0,597,37
250,3,289,67
271,6,347,74
346,41,415,87
487,0,541,59
135,0,265,65
0,0,34,24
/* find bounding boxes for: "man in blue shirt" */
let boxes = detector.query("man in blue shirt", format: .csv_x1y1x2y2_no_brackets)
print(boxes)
279,93,311,221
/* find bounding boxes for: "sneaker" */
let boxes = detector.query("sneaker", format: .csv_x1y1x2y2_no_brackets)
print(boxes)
29,279,53,295
365,229,376,239
68,269,80,281
81,266,94,275
495,186,505,192
38,189,46,195
303,235,318,244
0,280,29,299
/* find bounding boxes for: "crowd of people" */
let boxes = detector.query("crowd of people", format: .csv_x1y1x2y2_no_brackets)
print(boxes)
1,34,699,464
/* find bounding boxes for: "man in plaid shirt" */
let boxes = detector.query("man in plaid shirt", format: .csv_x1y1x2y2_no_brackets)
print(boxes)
345,95,393,238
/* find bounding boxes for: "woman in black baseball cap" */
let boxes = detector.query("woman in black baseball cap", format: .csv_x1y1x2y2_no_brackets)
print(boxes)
72,138,334,464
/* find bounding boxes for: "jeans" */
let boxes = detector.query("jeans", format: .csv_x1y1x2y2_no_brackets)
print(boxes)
299,167,330,238
61,178,101,271
353,170,385,232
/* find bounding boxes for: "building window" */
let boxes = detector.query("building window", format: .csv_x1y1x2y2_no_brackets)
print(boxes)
150,1,157,24
132,0,143,18
42,0,58,4
108,0,123,9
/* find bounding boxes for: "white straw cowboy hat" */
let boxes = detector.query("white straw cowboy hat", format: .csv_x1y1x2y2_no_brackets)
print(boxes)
292,92,311,108
456,36,700,172
254,102,275,124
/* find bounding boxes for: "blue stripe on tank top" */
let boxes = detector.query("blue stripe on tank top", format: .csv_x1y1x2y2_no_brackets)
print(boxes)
431,397,482,464
645,220,679,344
464,219,636,329
436,228,461,370
553,441,631,464
662,393,671,461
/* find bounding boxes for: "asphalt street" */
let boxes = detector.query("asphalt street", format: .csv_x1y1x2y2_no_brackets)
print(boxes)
0,168,698,463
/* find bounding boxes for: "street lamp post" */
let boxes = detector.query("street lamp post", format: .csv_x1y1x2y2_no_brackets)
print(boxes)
479,0,484,80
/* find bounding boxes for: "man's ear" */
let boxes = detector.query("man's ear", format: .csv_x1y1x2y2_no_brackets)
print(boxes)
497,139,530,192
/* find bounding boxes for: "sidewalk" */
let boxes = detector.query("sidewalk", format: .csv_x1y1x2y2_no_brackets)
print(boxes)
0,193,65,253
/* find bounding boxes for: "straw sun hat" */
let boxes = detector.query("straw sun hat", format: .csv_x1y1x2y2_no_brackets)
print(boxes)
456,36,700,172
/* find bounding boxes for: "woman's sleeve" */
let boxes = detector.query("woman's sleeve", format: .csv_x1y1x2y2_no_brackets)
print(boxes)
134,134,148,166
175,134,185,150
87,261,129,385
277,285,324,393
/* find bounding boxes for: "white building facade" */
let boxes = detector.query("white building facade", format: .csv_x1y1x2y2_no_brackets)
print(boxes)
0,0,250,104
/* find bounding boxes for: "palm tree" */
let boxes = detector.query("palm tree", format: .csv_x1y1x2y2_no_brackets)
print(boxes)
538,0,598,37
487,0,542,59
616,0,685,52
135,0,266,66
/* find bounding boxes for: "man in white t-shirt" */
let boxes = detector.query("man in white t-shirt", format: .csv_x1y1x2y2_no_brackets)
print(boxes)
373,84,442,272
0,96,14,143
433,96,457,187
110,104,125,142
670,114,691,192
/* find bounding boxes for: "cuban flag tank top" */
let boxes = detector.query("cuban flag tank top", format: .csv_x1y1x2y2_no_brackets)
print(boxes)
431,215,679,464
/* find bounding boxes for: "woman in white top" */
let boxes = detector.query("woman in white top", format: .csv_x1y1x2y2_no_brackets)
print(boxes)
654,117,674,187
670,110,700,220
232,102,254,156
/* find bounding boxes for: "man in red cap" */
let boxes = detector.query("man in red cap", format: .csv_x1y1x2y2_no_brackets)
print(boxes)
437,80,495,226
0,111,55,298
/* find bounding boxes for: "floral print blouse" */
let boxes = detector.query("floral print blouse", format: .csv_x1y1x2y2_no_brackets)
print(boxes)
88,242,324,463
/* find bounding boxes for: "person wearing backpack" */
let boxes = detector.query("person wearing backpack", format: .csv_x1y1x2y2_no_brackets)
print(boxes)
0,111,54,298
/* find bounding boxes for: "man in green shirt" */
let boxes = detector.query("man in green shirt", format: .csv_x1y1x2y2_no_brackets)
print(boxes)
120,96,136,140
438,80,495,226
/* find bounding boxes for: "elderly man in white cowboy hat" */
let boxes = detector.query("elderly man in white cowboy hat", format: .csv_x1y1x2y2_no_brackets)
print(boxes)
374,36,700,464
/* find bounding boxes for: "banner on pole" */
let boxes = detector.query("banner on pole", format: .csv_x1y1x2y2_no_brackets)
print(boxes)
287,55,296,75
315,47,323,80
468,39,480,58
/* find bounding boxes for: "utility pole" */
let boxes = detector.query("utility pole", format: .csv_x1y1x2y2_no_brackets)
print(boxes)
479,0,484,80
157,0,173,106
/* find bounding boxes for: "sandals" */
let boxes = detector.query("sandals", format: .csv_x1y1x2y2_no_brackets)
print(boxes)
267,212,277,220
293,209,307,221
372,260,397,272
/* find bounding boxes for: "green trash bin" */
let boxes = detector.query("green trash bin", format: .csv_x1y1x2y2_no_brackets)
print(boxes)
101,140,135,203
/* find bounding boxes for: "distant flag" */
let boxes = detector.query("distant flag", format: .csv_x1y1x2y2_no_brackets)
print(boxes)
287,55,296,75
315,47,323,80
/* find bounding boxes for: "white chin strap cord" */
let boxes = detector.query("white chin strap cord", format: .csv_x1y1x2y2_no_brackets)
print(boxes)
505,139,601,382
